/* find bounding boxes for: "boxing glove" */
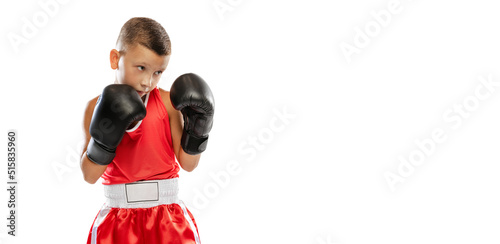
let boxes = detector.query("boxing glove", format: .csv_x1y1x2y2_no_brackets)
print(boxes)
170,73,214,155
86,84,147,165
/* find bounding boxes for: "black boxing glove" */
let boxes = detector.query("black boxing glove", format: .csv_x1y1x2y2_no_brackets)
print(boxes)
86,84,147,165
170,73,214,155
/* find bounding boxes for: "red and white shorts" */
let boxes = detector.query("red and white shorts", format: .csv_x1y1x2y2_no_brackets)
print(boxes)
87,178,201,244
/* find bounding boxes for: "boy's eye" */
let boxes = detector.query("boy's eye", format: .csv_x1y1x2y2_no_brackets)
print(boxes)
155,71,163,75
137,66,145,71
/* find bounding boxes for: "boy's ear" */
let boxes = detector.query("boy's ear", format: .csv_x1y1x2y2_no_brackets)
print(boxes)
110,49,120,70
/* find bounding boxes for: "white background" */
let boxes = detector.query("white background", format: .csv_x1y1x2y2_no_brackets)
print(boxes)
1,0,500,243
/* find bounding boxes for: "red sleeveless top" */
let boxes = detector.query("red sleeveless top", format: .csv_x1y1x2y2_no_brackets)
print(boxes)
101,87,179,185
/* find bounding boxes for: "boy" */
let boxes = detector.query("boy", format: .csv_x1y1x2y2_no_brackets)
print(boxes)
80,17,214,244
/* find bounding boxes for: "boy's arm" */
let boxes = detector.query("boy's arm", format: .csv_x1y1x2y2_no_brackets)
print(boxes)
80,96,108,184
160,88,201,172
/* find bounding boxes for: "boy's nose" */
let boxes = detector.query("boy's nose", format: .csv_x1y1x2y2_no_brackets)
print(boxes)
140,73,154,90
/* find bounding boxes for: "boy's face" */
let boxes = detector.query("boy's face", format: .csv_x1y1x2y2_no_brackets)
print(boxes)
111,44,170,98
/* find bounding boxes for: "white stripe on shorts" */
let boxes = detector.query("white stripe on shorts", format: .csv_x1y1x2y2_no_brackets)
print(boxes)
179,201,201,244
91,204,111,244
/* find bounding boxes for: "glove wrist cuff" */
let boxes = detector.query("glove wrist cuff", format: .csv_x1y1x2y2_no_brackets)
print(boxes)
86,139,116,165
181,130,208,155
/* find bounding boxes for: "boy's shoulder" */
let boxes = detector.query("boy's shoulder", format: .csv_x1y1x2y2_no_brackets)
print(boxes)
158,87,169,96
83,95,100,134
88,95,100,104
158,87,176,104
85,95,100,115
158,87,170,104
158,87,176,115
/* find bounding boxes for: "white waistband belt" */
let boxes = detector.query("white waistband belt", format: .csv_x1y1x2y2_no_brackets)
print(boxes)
103,178,179,208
